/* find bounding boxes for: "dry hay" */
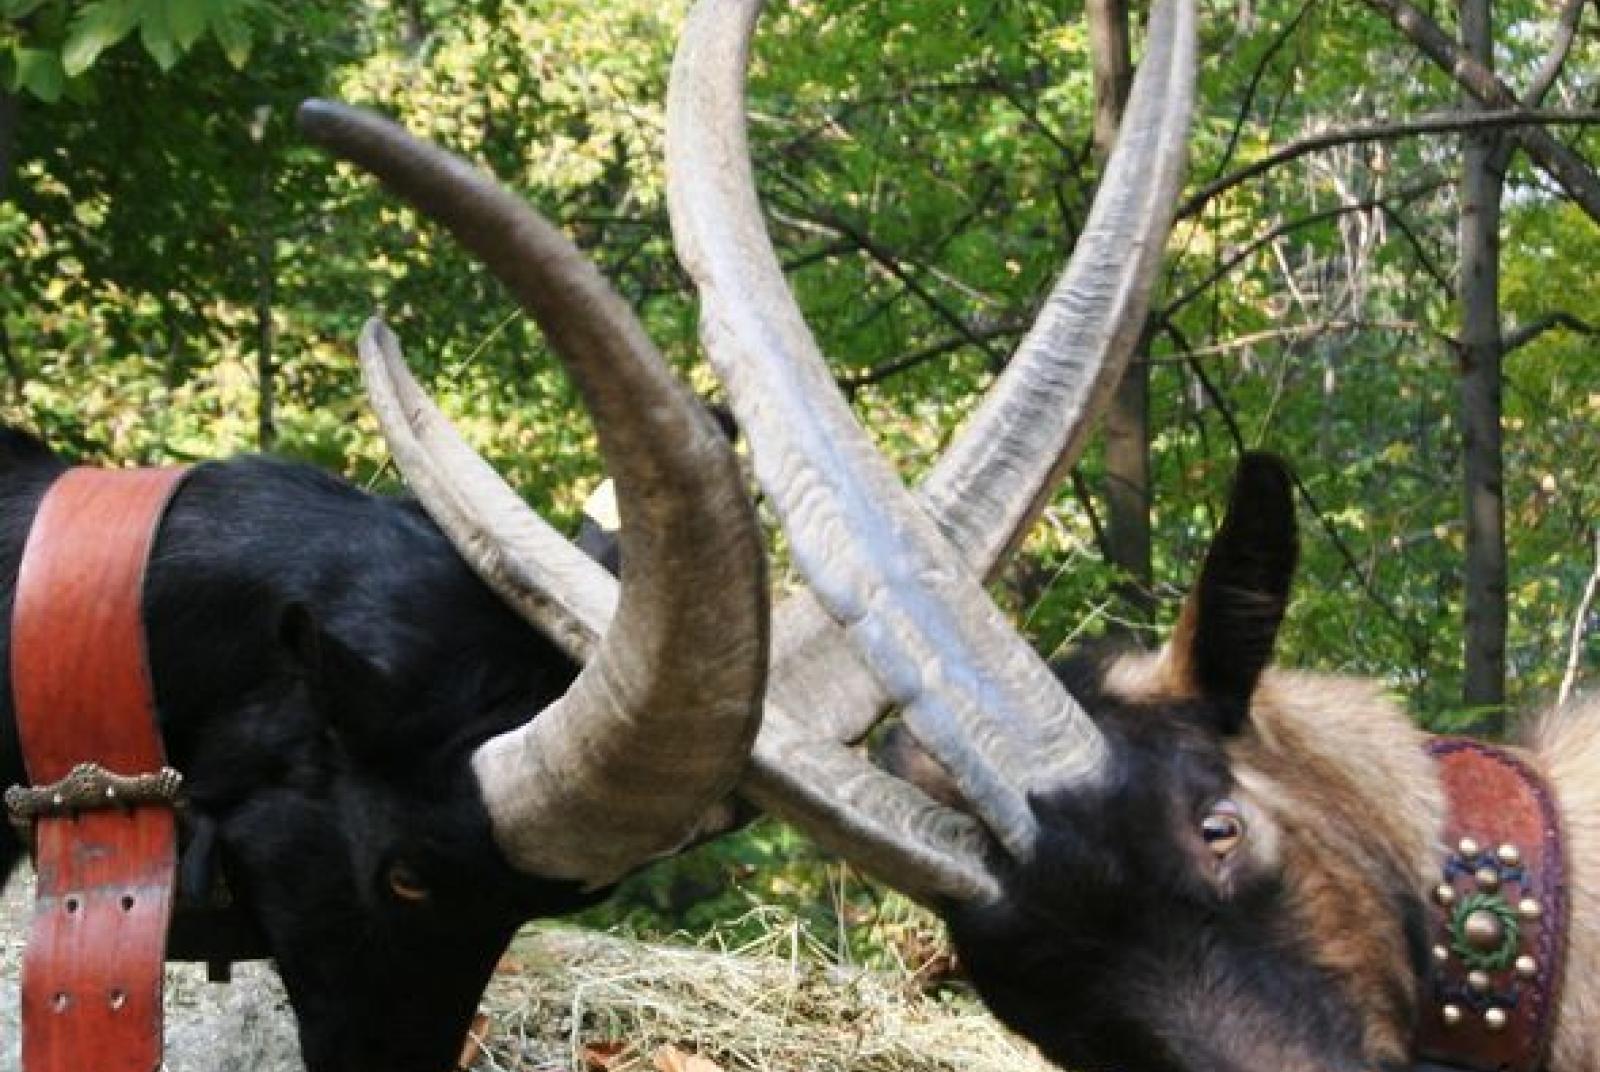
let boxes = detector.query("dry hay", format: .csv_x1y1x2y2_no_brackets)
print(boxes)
474,913,1054,1072
4,871,1049,1072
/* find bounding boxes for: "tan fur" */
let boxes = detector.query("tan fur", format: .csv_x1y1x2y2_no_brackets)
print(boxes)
1111,646,1600,1069
1234,672,1444,1065
1106,653,1455,1065
1520,694,1600,1071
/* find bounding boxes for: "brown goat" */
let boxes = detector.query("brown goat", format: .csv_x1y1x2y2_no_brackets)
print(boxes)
1073,456,1600,1069
657,0,1595,1065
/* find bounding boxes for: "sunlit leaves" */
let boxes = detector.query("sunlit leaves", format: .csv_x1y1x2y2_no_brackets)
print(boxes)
3,0,1595,727
60,0,140,78
0,0,261,98
8,46,62,100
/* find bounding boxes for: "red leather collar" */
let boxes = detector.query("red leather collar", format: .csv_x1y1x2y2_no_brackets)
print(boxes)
6,467,188,1072
1414,738,1567,1072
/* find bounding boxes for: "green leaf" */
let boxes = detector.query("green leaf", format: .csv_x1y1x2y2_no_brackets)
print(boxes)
139,0,179,70
164,0,207,50
210,11,251,69
1,0,54,20
60,0,140,79
12,46,64,102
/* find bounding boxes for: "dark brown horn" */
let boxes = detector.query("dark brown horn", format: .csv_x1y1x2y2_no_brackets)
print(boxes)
299,101,768,886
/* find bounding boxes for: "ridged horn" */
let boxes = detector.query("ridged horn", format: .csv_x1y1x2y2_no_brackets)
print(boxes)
668,0,1110,864
299,100,768,887
668,0,1197,888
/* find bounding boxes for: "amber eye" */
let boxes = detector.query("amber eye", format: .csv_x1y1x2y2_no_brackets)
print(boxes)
1200,800,1246,856
386,861,431,904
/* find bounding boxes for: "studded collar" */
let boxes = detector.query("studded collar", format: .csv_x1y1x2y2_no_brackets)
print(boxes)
1413,738,1568,1072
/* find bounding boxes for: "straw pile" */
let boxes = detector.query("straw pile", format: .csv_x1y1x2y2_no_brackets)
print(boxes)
475,919,1054,1072
2,875,1051,1072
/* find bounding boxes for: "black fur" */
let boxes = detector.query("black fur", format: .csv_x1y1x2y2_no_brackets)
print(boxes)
0,430,607,1072
942,454,1385,1072
1189,453,1298,732
947,658,1368,1072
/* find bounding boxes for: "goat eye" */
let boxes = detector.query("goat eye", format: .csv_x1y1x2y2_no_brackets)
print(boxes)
386,861,431,904
1200,801,1246,856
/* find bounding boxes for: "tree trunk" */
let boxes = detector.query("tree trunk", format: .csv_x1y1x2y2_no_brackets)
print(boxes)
0,319,22,400
0,88,17,201
1458,0,1507,725
255,147,276,451
1088,0,1155,633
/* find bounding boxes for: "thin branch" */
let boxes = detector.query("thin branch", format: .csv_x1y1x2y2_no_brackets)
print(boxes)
1381,200,1454,295
1158,321,1419,639
1163,178,1447,315
1209,0,1320,182
1523,0,1588,109
1286,462,1421,641
768,189,1009,370
1158,321,1247,450
783,238,858,273
1153,319,1446,362
1178,109,1600,219
1361,0,1600,224
838,321,1029,394
1502,311,1599,355
1559,528,1600,707
1070,467,1114,565
989,77,1078,160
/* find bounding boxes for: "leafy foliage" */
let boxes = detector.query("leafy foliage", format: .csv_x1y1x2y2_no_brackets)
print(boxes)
0,0,1596,938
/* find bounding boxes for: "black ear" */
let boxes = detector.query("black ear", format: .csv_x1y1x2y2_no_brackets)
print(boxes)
279,603,394,740
1169,453,1298,732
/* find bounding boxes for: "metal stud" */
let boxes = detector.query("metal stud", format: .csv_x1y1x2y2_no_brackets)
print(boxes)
1467,970,1492,994
1458,837,1481,858
1434,883,1457,907
1497,843,1522,868
1515,955,1539,979
1441,1004,1463,1028
1519,897,1543,921
1474,866,1501,892
1463,909,1506,952
1484,1007,1509,1033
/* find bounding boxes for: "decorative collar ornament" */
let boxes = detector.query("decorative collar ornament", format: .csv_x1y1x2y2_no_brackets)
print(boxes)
1414,738,1568,1072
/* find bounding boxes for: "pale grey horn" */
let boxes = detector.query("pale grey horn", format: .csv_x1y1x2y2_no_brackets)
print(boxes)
668,0,1197,882
668,0,1110,863
777,0,1198,748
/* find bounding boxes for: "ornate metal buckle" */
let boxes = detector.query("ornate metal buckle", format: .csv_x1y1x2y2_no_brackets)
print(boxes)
5,760,184,833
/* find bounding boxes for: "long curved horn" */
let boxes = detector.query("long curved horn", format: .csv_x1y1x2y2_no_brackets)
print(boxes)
668,0,1195,879
669,0,1114,864
298,101,768,887
775,0,1198,749
358,318,610,663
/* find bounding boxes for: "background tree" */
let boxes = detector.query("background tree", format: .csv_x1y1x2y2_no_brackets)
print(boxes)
0,0,1595,942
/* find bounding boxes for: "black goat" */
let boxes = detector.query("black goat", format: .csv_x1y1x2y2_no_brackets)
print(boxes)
0,98,767,1072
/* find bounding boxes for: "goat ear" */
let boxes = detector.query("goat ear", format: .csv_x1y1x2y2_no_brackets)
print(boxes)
1164,453,1298,733
279,603,393,739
